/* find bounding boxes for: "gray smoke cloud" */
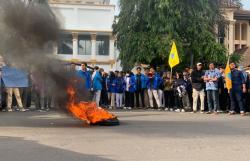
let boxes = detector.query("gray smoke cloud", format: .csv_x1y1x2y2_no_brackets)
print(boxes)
0,0,90,110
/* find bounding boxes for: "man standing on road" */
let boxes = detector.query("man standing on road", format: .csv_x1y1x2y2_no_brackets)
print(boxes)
92,66,102,107
147,67,161,109
77,63,91,91
204,63,220,114
135,67,147,108
229,62,247,116
191,63,205,113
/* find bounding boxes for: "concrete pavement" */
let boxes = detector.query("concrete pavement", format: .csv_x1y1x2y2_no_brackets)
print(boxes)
0,110,250,161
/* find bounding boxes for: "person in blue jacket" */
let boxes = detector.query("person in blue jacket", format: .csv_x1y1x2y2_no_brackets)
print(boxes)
115,71,125,109
124,71,136,110
107,71,116,109
147,67,161,109
92,66,102,107
77,63,91,91
135,67,148,108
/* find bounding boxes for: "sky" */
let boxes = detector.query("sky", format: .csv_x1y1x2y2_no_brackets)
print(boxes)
110,0,119,15
110,0,250,16
242,0,250,9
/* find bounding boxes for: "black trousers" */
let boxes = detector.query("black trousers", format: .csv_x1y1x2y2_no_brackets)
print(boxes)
33,89,41,109
125,91,134,108
135,89,145,107
22,87,32,108
164,90,174,108
100,89,109,107
175,96,183,109
246,92,250,112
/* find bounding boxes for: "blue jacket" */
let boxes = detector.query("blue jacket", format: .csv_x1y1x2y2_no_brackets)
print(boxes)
107,77,116,93
135,74,149,89
115,77,125,93
92,71,102,91
125,75,136,92
147,74,162,90
77,70,91,90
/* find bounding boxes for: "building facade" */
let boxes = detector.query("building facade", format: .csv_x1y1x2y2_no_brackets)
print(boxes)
49,0,120,71
222,3,250,66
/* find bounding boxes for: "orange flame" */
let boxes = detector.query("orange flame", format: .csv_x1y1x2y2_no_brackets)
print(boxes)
67,86,116,124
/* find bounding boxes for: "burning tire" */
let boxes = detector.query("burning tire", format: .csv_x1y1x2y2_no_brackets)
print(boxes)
92,118,120,126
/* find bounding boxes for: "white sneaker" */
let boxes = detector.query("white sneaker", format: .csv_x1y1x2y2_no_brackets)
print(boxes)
170,108,174,112
164,108,169,111
7,109,13,112
175,109,181,112
123,107,127,110
108,106,113,110
20,108,26,112
127,107,132,110
181,109,185,113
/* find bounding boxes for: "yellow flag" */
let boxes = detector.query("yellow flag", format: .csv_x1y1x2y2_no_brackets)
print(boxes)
225,60,232,91
168,41,180,68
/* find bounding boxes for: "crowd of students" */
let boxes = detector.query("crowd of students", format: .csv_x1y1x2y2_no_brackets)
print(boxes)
78,62,250,116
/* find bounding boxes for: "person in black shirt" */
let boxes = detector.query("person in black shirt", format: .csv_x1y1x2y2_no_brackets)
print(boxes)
191,63,205,113
135,67,145,108
229,63,246,116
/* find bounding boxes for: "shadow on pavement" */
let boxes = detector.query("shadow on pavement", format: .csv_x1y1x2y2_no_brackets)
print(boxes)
0,111,85,128
0,136,116,161
1,111,250,139
109,119,250,138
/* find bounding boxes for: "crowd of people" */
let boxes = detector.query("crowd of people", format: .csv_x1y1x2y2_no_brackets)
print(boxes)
78,62,250,116
1,61,249,116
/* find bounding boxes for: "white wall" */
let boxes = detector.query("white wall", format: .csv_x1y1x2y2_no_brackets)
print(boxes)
50,4,115,31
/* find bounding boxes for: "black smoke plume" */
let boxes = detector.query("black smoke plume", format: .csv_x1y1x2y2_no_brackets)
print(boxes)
0,0,90,109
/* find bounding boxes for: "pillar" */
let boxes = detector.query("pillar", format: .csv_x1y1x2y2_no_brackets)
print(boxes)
91,33,97,61
72,32,78,59
109,34,115,60
109,35,115,70
228,20,235,55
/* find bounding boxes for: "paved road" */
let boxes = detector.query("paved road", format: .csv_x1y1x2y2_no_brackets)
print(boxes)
0,110,250,161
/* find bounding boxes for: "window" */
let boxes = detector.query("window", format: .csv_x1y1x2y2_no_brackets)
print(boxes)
57,33,73,55
96,35,109,56
78,35,91,55
218,23,225,44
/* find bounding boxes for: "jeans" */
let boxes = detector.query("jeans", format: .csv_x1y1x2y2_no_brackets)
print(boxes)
192,88,205,111
182,94,191,109
207,90,219,112
116,93,123,108
93,90,101,107
230,89,245,112
148,89,160,108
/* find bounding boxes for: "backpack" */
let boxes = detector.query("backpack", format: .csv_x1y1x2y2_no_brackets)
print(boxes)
177,85,187,97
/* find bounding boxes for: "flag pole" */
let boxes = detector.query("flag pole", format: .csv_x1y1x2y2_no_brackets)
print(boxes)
226,51,231,94
170,67,173,83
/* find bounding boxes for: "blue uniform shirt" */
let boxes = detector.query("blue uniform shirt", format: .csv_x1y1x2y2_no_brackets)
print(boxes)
204,69,220,90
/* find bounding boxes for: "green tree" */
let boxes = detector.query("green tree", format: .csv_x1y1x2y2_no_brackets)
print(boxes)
113,0,241,70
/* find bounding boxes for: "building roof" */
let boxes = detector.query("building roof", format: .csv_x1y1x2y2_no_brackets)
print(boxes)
234,9,250,20
49,0,110,5
235,47,250,67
